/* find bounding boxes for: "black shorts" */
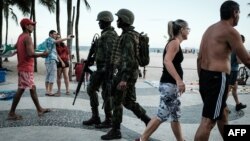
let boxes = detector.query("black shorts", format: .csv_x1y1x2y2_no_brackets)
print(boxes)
57,61,69,68
229,71,238,85
199,69,229,121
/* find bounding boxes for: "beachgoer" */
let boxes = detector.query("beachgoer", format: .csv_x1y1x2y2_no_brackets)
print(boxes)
195,1,250,140
71,54,75,60
139,69,142,78
227,34,247,112
55,34,70,96
44,30,73,96
143,67,146,79
8,18,50,120
82,11,118,129
101,9,151,140
136,19,189,141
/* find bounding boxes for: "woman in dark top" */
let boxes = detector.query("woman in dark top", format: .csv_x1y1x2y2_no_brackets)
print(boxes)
136,19,190,141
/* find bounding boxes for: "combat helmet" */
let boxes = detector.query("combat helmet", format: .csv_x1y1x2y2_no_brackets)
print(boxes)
115,9,134,25
97,11,114,22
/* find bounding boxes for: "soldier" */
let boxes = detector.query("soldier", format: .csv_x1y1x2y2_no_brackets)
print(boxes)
82,11,118,129
101,9,151,140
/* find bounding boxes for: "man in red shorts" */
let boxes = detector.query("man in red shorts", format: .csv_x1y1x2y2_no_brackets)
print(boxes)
7,18,50,120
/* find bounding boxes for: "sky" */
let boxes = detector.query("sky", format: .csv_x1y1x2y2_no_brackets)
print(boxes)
4,0,250,49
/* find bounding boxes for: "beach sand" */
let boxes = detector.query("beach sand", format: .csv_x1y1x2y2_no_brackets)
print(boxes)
144,53,198,82
2,52,199,86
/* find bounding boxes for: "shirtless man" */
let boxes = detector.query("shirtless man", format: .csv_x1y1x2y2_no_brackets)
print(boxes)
195,1,250,140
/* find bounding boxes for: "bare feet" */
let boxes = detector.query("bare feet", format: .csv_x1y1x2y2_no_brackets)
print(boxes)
38,108,51,117
54,92,61,97
45,93,55,96
7,113,23,120
66,91,70,95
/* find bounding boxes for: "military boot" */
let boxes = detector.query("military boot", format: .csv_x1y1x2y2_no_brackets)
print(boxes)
82,107,101,125
140,114,151,126
101,128,121,140
95,112,112,129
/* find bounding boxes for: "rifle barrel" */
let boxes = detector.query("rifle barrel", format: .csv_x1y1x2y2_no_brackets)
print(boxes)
72,64,86,105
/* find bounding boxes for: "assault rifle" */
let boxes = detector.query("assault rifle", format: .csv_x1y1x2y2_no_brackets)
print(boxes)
72,33,99,105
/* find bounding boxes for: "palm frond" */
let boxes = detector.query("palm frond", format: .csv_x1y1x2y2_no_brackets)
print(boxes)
10,10,18,25
11,0,31,15
39,0,56,13
82,0,91,11
247,3,250,17
3,5,18,25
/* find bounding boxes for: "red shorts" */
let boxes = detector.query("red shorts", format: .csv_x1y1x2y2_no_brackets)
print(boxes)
18,71,35,89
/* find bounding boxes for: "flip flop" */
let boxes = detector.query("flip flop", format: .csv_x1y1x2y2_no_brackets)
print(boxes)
45,93,55,96
7,114,23,120
66,91,70,95
53,92,61,97
38,108,51,117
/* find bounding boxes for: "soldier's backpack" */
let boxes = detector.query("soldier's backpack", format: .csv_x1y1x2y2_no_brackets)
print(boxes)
129,30,150,67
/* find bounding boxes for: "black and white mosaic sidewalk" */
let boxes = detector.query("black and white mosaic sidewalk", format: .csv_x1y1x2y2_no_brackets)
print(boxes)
0,82,249,141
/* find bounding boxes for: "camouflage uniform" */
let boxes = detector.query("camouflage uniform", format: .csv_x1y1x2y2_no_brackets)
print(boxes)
83,26,118,127
101,9,151,140
110,26,150,129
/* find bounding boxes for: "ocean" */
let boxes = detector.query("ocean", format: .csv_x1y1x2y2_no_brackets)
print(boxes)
72,46,199,54
72,46,164,53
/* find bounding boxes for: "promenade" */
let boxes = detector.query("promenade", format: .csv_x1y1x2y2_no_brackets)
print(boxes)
1,74,249,141
1,53,249,141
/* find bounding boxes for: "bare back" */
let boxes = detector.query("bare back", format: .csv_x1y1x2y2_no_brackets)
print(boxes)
198,21,250,74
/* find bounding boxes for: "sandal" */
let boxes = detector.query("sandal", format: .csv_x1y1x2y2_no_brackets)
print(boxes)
38,108,51,117
54,91,61,97
7,114,23,120
54,92,61,97
45,93,55,96
66,91,70,95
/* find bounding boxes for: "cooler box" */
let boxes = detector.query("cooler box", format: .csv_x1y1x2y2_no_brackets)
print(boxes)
75,63,84,82
0,70,6,83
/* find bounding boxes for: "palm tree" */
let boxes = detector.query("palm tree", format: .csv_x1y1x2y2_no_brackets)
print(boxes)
30,0,55,72
3,4,18,62
75,0,90,62
56,0,61,34
0,0,3,68
67,0,73,48
248,3,250,17
0,0,31,68
56,0,90,80
67,0,74,81
4,7,18,45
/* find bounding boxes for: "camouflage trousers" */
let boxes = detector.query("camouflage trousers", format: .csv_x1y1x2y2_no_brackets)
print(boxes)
87,70,112,113
111,72,147,128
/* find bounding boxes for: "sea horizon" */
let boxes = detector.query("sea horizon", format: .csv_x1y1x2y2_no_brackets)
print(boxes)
72,46,199,54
